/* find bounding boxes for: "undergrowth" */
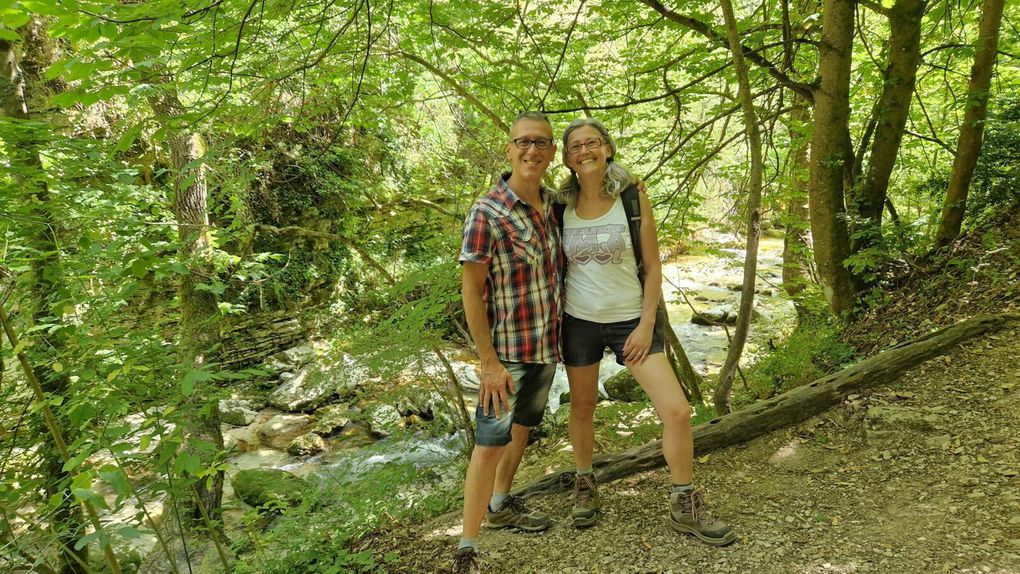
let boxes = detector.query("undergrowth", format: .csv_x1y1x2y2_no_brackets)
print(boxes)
231,455,462,574
735,311,854,407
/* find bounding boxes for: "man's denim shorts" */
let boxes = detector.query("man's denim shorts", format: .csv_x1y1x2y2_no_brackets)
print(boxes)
562,308,666,367
475,362,556,447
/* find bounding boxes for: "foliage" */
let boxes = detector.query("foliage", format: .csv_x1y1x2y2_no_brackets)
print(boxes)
1,0,1017,570
232,457,460,574
738,311,854,405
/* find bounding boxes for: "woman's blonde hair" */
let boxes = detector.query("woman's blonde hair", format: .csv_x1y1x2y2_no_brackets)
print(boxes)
557,117,632,206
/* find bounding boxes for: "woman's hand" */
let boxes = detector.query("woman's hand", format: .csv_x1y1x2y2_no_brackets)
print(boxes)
623,322,654,365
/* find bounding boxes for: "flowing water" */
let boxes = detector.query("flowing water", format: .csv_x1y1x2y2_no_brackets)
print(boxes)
227,233,797,481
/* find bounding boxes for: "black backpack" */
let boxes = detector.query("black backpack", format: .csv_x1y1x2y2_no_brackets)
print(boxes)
554,184,644,286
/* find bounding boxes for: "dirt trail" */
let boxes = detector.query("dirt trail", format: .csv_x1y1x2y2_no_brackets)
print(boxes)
381,323,1020,573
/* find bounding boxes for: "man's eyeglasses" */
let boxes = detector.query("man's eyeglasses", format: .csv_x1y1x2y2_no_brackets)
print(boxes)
567,138,604,154
511,138,554,150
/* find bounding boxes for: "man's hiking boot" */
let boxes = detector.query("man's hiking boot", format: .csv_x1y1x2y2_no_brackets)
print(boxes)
451,547,480,574
669,488,737,546
483,495,551,532
571,473,600,528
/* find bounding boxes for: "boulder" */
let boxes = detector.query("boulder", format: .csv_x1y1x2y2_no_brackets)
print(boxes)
256,413,314,449
335,423,380,449
277,345,316,367
268,364,344,412
367,404,402,437
219,399,260,426
396,391,444,419
559,390,571,405
603,369,646,403
691,307,731,326
223,426,261,452
287,433,327,456
232,468,306,509
312,403,351,436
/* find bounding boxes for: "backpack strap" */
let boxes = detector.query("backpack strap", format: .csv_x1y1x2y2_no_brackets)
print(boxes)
621,184,644,286
553,201,566,236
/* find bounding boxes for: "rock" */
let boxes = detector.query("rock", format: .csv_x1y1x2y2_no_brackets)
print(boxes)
287,433,326,456
267,364,341,412
604,369,645,402
232,468,306,509
726,283,743,292
219,398,259,426
865,406,940,433
312,403,351,436
691,307,732,326
335,423,380,448
367,404,402,436
256,413,314,449
276,344,316,367
863,406,940,444
694,295,709,302
396,391,444,419
559,390,571,405
223,426,261,452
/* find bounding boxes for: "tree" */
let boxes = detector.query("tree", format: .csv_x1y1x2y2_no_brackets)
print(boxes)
713,0,766,415
0,31,88,574
850,0,926,249
808,0,858,316
934,0,1007,246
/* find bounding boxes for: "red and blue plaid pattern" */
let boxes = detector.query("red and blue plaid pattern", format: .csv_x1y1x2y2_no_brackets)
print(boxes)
459,174,563,364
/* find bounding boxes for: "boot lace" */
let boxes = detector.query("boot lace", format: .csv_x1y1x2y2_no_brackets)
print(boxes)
680,488,707,521
574,474,597,507
453,549,478,573
504,495,530,515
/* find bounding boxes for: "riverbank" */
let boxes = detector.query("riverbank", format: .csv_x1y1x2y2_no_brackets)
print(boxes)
373,320,1020,573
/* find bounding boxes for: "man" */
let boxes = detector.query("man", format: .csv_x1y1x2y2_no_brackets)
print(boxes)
453,111,562,574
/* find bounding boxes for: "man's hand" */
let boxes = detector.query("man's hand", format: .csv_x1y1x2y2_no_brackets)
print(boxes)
623,322,654,365
479,360,516,418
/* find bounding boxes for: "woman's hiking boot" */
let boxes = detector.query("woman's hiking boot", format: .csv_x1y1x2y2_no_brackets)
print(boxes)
482,495,551,532
669,488,737,546
571,473,600,528
451,547,480,574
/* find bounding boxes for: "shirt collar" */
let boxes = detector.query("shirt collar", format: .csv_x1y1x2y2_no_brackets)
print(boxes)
496,172,550,211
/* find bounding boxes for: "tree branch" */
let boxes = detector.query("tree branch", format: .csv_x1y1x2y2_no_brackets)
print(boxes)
638,0,815,102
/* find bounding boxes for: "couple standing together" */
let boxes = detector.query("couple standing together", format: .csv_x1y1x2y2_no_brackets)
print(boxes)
454,111,735,573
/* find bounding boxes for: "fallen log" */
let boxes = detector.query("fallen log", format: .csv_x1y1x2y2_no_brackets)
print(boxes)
515,312,1018,498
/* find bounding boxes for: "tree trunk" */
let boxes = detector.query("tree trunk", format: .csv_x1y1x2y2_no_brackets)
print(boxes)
147,88,225,520
714,0,765,415
851,0,926,250
808,0,857,316
515,313,1016,497
780,0,816,308
659,299,705,404
782,104,812,304
0,35,87,574
933,0,1006,247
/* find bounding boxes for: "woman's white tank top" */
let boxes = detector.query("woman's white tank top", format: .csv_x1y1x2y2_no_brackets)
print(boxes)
562,196,643,322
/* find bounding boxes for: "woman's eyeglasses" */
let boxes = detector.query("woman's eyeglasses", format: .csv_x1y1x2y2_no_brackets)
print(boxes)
567,138,604,154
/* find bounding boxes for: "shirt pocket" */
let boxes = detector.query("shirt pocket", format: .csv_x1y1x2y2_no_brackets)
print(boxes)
509,226,542,265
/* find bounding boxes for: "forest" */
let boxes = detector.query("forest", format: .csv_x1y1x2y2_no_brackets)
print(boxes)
0,0,1018,573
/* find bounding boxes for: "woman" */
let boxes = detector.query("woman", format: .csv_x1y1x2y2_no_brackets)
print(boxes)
558,117,736,546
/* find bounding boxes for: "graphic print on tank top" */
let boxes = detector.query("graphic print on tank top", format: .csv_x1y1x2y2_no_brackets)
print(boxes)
564,223,628,265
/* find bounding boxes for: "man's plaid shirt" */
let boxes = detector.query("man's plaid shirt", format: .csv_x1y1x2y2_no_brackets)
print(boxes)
459,174,563,364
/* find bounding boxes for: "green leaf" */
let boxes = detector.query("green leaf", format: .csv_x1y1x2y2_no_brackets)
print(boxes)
1,10,30,28
174,451,201,476
180,368,216,396
63,451,89,473
0,28,19,41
